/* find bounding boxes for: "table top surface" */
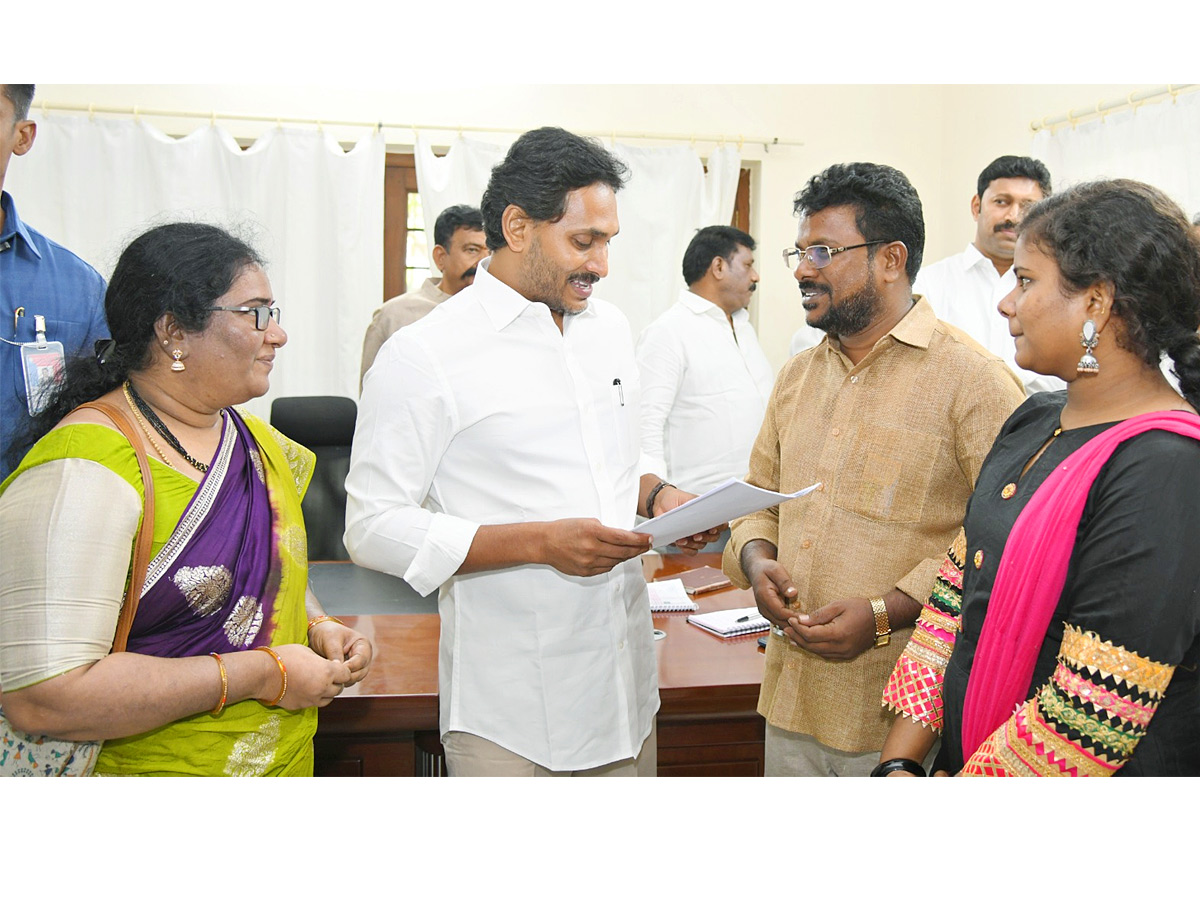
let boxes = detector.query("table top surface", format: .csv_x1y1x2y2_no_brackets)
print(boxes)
319,553,765,733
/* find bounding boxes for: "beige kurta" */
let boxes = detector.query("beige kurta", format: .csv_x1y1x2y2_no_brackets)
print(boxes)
723,297,1024,753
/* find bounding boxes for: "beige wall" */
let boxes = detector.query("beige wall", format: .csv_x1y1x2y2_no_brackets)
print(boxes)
32,83,1156,367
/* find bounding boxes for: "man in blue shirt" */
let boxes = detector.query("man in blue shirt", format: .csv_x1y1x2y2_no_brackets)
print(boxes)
1,84,108,479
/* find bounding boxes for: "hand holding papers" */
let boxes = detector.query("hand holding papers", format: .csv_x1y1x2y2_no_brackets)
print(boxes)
635,478,821,549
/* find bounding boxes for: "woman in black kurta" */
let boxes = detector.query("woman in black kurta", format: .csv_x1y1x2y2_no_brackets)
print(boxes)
876,180,1200,776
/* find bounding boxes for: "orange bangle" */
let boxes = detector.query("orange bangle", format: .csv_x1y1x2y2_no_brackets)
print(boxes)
209,652,228,716
307,615,344,632
255,645,288,706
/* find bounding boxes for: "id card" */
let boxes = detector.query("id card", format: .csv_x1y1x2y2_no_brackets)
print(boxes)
20,340,66,416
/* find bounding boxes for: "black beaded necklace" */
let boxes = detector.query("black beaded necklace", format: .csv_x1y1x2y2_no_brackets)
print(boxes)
124,380,211,473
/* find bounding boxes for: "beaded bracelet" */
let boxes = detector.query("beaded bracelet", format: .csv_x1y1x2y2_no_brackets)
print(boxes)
869,757,926,777
209,652,228,717
255,645,288,706
307,614,345,632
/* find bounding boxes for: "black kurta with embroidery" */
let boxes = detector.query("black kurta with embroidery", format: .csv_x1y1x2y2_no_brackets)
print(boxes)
933,391,1200,775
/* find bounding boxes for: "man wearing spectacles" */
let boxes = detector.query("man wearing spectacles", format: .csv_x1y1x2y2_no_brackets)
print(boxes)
913,156,1062,394
1,84,108,481
722,162,1024,776
634,226,774,529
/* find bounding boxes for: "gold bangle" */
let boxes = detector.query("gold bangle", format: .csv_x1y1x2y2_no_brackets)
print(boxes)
870,597,891,648
255,645,288,706
209,652,228,716
307,614,344,632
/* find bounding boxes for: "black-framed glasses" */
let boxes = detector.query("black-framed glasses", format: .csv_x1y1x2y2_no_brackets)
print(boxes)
208,306,281,331
782,241,890,270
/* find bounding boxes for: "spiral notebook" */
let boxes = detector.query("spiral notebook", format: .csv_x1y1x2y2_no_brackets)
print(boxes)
647,579,699,612
687,606,769,638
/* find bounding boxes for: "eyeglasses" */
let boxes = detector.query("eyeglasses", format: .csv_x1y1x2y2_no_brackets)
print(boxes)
782,241,890,270
208,306,281,331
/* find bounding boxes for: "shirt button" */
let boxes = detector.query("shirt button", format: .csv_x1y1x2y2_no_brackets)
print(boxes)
973,549,984,569
1001,483,1017,499
850,375,858,384
818,484,825,492
801,539,812,549
618,641,625,650
831,427,841,437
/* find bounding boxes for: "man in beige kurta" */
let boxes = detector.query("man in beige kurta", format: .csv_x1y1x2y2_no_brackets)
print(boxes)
359,205,488,386
723,162,1024,776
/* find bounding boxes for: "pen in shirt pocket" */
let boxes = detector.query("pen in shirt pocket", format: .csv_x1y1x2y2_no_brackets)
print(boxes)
613,377,624,406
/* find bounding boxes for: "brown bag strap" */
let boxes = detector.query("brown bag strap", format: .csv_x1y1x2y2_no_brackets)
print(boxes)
77,399,155,653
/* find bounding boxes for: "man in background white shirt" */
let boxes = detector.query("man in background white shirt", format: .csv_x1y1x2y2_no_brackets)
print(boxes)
914,155,1063,394
345,127,717,777
636,226,774,509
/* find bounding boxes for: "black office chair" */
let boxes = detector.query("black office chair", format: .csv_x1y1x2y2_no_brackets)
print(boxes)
269,395,357,562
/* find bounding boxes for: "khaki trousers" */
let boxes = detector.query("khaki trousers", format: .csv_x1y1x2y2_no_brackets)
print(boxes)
444,721,657,777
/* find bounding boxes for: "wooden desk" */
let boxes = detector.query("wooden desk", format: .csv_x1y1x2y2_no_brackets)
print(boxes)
313,553,766,776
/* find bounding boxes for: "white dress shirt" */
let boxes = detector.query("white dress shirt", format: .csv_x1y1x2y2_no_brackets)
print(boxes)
914,242,1066,395
345,258,659,771
635,290,776,495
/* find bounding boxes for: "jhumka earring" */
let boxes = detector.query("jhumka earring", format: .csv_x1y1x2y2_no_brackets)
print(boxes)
171,349,186,373
1077,319,1100,374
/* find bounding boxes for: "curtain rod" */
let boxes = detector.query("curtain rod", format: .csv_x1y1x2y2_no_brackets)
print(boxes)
35,100,800,153
1030,84,1197,132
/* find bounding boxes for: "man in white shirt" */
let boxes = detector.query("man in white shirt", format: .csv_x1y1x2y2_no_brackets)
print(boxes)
358,204,489,386
636,226,774,511
345,127,717,777
914,155,1063,394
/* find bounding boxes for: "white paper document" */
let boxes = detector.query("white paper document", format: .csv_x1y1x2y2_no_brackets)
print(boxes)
635,478,821,549
646,579,699,612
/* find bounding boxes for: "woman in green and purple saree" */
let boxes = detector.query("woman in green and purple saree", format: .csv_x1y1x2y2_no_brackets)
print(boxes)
0,223,372,776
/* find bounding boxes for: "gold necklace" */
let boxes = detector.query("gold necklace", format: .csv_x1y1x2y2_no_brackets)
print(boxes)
123,383,177,470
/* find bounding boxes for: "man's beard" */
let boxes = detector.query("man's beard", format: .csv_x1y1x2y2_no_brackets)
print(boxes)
523,237,595,317
802,279,883,338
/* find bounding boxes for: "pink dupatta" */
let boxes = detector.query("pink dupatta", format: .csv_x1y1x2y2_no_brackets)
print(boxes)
960,410,1200,761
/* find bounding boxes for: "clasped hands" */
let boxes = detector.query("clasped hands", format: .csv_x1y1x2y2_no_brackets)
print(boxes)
744,549,880,661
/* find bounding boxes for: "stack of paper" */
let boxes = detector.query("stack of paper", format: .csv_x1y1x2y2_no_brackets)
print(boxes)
687,606,770,638
647,579,699,612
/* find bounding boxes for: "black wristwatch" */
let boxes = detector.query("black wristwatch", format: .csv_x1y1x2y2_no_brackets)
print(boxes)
645,480,674,519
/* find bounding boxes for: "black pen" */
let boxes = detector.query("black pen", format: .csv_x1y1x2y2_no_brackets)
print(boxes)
736,613,758,623
613,377,624,406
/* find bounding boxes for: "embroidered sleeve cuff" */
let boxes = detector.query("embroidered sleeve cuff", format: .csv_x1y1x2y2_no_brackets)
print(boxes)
403,513,480,597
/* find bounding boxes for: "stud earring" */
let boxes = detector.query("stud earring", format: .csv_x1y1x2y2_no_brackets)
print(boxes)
1077,319,1100,375
171,349,186,373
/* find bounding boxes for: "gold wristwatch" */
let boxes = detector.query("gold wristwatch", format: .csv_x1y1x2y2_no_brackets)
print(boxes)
869,597,891,648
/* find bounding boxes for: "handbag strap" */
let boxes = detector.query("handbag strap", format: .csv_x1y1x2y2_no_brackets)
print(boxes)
76,398,155,653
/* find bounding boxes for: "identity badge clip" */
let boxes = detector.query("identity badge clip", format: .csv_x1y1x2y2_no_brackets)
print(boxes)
20,315,66,416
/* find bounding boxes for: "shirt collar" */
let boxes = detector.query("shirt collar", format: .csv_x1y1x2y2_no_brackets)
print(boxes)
472,256,598,332
679,288,745,322
0,191,39,258
889,294,937,350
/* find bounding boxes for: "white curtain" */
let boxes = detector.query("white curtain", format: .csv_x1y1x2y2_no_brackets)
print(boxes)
414,136,742,338
1031,90,1200,217
8,113,385,419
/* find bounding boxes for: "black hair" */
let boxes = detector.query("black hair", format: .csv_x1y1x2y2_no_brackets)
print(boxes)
1020,179,1200,409
976,155,1052,199
682,225,756,287
793,162,925,282
5,222,263,470
480,126,629,252
1,84,35,122
433,204,484,249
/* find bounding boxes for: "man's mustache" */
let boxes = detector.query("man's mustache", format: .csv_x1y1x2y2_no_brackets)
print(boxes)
994,221,1017,233
463,266,478,279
